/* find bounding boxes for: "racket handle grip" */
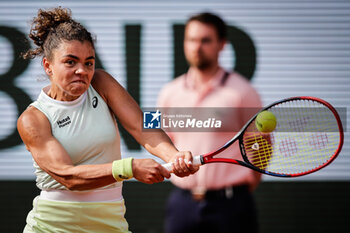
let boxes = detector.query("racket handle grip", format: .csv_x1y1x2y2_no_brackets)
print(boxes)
162,162,173,171
192,155,202,165
162,155,202,171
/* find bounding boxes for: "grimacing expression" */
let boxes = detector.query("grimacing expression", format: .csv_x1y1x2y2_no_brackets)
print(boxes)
184,21,225,70
43,40,95,100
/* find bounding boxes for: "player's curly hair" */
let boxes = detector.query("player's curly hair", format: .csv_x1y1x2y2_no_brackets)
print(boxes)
23,7,94,60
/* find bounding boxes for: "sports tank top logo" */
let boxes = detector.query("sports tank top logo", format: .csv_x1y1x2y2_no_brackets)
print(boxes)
92,96,98,108
57,116,71,128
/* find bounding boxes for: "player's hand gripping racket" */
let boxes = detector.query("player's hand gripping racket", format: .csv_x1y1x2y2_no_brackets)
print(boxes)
163,96,344,177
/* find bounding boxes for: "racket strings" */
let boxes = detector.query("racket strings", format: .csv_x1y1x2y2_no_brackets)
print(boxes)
243,99,341,175
243,134,273,170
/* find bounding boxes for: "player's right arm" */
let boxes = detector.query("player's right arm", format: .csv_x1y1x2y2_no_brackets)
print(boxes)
17,107,169,190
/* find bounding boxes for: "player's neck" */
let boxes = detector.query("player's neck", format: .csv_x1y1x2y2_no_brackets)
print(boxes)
47,84,80,102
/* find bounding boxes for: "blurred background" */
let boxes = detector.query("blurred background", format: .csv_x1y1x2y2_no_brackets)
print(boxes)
0,0,349,232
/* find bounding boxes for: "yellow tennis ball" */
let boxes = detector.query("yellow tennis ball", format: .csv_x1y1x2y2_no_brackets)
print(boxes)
255,111,277,133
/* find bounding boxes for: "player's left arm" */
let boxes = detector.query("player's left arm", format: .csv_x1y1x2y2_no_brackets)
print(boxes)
91,69,197,176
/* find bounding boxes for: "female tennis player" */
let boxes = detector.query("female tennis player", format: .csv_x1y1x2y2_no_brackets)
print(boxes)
17,7,197,233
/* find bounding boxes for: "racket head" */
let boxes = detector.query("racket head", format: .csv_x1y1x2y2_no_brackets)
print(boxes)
239,96,344,177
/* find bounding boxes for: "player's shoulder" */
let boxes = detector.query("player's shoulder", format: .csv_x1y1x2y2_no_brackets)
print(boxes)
18,106,48,127
91,69,123,102
17,106,51,140
92,69,114,87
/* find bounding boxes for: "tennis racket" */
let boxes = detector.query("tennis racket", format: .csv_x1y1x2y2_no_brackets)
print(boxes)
163,96,344,177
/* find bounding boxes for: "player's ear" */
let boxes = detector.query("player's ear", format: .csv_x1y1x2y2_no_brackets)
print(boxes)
43,57,53,77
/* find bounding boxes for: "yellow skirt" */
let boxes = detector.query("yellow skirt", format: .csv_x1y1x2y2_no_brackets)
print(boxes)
23,196,130,233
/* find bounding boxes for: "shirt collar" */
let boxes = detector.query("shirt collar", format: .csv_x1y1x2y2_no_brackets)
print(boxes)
184,67,226,91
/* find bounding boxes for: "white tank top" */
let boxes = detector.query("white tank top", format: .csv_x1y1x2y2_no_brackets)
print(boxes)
30,85,121,190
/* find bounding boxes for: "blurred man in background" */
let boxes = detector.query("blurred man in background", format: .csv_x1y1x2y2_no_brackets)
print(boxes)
157,12,262,233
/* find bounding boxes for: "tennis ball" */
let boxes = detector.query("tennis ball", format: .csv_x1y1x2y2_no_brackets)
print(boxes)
255,111,277,133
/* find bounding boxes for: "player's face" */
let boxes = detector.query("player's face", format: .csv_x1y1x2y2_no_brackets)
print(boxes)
43,40,95,101
184,21,225,70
